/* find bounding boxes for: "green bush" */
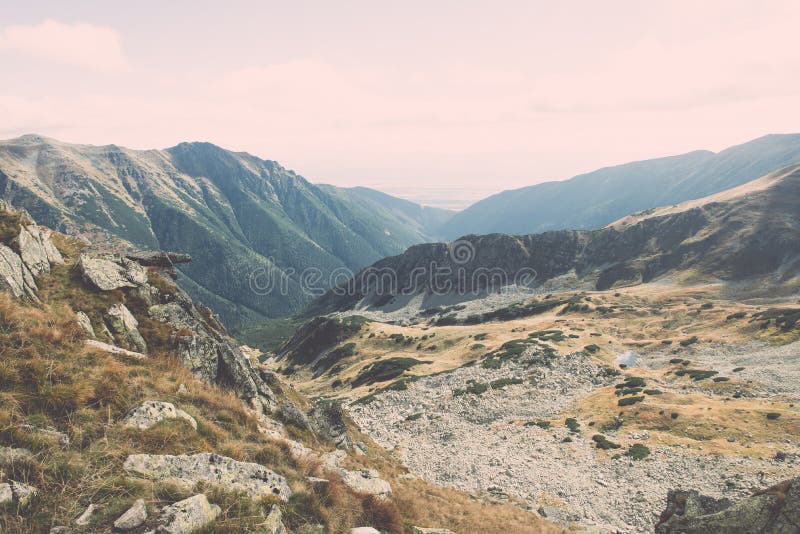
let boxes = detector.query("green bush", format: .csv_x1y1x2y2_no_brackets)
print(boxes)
490,377,523,390
565,418,580,433
583,344,600,353
643,389,662,395
618,396,645,407
626,443,650,460
592,434,621,450
733,367,745,372
680,336,699,347
766,412,781,420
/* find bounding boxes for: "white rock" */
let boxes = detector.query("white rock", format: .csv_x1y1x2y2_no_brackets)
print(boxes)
338,468,392,498
114,498,147,530
351,528,380,534
75,311,95,338
157,494,220,534
75,503,97,525
85,339,146,359
123,401,197,431
0,483,12,504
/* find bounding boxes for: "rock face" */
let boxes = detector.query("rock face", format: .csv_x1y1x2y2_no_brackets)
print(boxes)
308,400,353,450
77,255,147,291
655,477,800,533
122,401,197,430
123,452,292,501
114,498,147,530
106,303,148,353
157,494,220,534
0,210,63,302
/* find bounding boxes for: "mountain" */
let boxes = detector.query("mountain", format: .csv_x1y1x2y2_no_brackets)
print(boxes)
309,164,800,315
440,134,800,238
0,135,451,326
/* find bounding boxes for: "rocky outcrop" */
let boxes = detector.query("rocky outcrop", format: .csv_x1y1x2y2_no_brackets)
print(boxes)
16,224,63,276
106,303,147,353
0,481,38,507
77,255,147,291
308,400,353,450
125,251,192,267
75,311,95,338
75,503,97,526
655,477,800,533
122,401,197,430
157,494,220,534
123,452,292,501
114,498,147,530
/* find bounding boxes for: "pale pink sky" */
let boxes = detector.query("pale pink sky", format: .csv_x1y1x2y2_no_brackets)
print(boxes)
1,1,800,207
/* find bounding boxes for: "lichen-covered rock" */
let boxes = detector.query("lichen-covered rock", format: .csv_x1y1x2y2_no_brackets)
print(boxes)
75,503,97,525
655,477,800,533
85,339,145,359
106,303,147,353
0,445,33,464
114,498,147,530
0,244,37,299
0,481,39,507
308,400,352,450
75,311,95,338
77,255,147,291
123,452,291,501
122,401,197,431
16,224,63,276
338,468,392,498
279,402,310,430
157,494,220,534
0,483,12,504
262,504,288,534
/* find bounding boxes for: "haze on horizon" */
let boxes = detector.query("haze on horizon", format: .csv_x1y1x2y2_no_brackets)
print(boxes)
2,1,800,208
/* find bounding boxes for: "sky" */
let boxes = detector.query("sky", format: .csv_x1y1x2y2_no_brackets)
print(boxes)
1,1,800,208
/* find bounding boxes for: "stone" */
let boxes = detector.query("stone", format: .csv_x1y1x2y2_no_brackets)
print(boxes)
126,251,192,267
16,225,62,276
262,504,288,534
0,244,37,299
655,476,800,533
0,445,33,464
306,476,330,493
106,303,147,353
308,400,352,450
85,339,146,359
76,311,95,338
123,401,197,431
8,481,38,507
157,494,220,534
278,402,310,430
350,528,380,534
0,483,12,504
321,449,346,469
50,528,70,534
77,255,147,291
123,452,291,501
75,503,97,525
412,528,457,534
114,498,147,530
338,468,392,498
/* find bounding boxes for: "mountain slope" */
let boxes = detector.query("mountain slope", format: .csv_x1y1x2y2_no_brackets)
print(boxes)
0,135,447,325
310,164,800,315
440,134,800,238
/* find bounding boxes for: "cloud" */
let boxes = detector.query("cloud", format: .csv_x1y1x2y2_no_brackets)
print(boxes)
0,19,128,72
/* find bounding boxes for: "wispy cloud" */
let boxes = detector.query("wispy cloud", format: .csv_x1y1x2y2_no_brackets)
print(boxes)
0,19,128,72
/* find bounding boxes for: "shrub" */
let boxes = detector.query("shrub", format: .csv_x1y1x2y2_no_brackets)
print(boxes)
592,434,621,450
680,336,699,347
712,377,729,382
618,396,645,407
733,367,745,372
643,389,662,395
671,412,679,419
405,412,423,422
583,344,600,353
565,418,580,433
626,443,650,460
766,412,781,420
490,377,523,390
615,377,645,389
351,357,431,387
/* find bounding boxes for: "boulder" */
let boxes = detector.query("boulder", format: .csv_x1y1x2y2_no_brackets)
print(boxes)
338,468,392,498
351,529,380,534
0,445,33,464
85,339,145,359
123,452,291,501
77,255,147,291
122,401,197,431
126,251,192,267
0,244,37,299
0,483,12,505
106,303,147,353
0,481,38,507
114,498,147,531
16,225,63,276
262,504,288,534
655,476,800,533
279,402,310,430
308,400,352,450
75,311,95,338
157,494,220,534
75,503,97,526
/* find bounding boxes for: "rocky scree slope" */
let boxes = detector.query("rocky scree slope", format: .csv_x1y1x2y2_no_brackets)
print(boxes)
310,164,800,315
0,134,451,326
0,203,553,533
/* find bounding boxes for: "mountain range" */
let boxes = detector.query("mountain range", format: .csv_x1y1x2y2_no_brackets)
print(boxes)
0,135,451,325
439,133,800,238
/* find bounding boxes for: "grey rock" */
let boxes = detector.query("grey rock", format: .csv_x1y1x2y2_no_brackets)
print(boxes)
338,468,392,498
156,494,220,534
75,503,97,525
126,251,192,267
262,504,288,534
655,477,800,533
123,401,197,431
0,445,33,464
7,481,38,507
85,339,146,360
17,224,62,276
412,528,457,534
123,452,291,501
279,402,310,430
75,311,95,338
0,244,37,299
78,255,147,291
114,498,147,530
308,400,353,450
350,528,380,534
106,303,147,353
0,483,12,504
